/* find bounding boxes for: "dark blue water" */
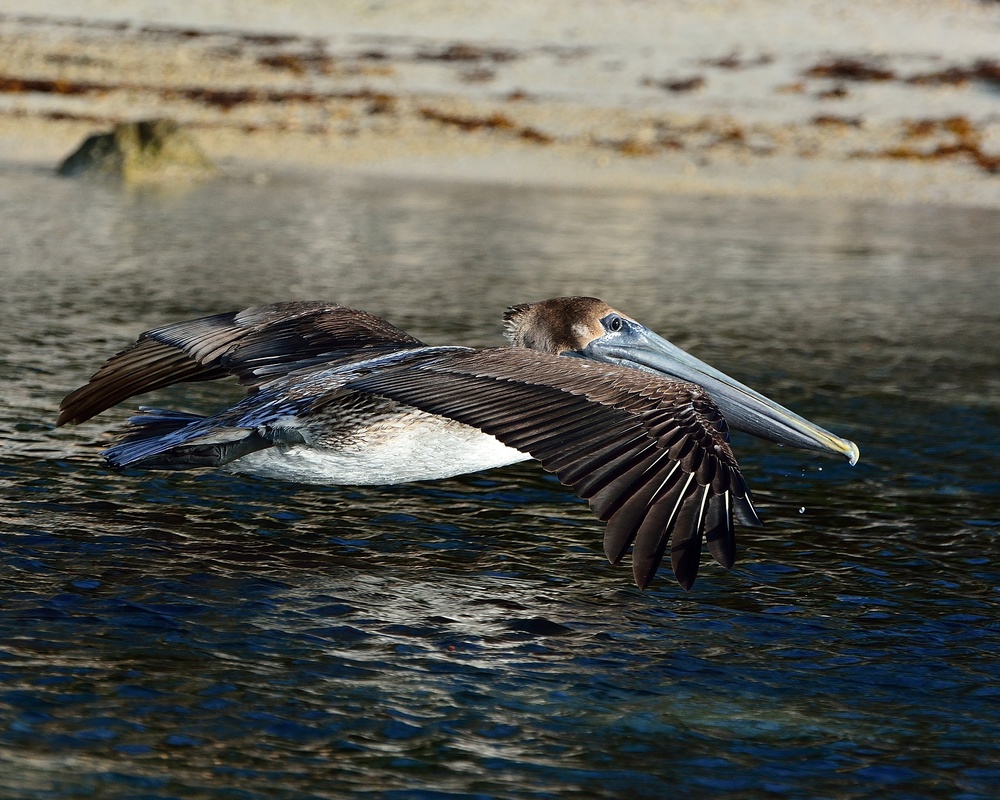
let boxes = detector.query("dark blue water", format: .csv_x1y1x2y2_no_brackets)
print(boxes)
2,166,998,798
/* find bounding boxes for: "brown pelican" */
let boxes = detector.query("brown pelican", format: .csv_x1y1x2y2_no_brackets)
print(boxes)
58,297,858,589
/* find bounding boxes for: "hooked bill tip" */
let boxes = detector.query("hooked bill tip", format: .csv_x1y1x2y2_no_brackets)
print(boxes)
844,440,860,466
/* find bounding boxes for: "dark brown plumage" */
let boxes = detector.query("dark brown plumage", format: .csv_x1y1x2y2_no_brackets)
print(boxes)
347,348,755,589
57,302,423,426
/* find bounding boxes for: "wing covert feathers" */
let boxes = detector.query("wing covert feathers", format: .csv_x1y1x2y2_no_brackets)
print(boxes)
347,347,759,589
57,302,424,426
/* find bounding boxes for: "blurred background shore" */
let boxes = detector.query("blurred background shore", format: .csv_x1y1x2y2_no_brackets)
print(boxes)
2,0,999,206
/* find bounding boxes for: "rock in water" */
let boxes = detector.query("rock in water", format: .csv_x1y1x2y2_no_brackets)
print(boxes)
57,119,215,181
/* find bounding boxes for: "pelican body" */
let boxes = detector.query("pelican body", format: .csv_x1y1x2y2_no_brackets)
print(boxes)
58,297,858,589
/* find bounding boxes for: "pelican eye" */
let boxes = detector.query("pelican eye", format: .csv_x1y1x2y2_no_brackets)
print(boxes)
604,314,624,333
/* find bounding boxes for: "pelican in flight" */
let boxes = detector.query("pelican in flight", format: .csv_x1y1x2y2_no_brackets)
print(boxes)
58,297,858,589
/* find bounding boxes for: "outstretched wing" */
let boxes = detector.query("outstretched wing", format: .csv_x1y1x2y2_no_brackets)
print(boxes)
348,348,762,590
58,302,424,426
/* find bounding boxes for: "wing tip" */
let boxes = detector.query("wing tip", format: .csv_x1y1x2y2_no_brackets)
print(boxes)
623,483,755,589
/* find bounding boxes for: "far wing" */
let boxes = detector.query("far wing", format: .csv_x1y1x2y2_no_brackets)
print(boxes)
58,301,424,426
348,348,761,590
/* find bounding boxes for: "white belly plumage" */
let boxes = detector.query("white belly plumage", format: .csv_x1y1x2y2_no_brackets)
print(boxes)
225,414,530,485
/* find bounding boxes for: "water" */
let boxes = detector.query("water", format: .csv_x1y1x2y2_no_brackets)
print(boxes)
1,164,998,799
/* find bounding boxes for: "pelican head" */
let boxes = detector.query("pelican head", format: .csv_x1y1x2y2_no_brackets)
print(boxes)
504,297,859,465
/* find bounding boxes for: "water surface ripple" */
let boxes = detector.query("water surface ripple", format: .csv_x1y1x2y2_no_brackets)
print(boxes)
1,167,998,798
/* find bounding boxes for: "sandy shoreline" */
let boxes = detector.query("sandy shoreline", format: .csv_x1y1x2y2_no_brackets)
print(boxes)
1,0,999,207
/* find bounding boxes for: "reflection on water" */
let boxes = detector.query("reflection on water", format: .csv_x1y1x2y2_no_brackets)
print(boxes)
1,165,998,798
